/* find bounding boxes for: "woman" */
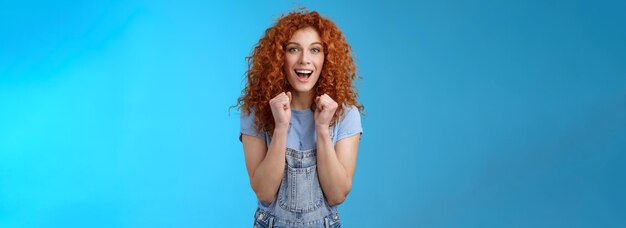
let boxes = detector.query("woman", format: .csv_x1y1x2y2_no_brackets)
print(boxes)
235,10,363,228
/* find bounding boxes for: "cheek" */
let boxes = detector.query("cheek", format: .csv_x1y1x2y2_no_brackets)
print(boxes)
313,55,324,68
284,55,297,67
316,59,325,71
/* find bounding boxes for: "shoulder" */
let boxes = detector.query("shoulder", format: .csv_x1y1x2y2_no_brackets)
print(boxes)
240,107,266,140
240,107,257,125
334,104,362,142
339,105,361,122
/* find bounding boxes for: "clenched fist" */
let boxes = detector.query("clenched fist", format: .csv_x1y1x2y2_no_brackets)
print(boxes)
314,93,338,129
269,91,292,130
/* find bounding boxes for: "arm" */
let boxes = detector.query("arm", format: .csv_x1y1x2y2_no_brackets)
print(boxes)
316,127,359,206
242,126,288,204
242,92,292,204
314,94,360,206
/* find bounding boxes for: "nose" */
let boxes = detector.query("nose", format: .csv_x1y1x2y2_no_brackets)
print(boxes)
298,51,311,65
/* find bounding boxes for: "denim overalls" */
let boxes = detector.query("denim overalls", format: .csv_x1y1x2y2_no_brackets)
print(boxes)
253,147,341,228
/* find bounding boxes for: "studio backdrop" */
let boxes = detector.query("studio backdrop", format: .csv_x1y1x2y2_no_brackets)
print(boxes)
1,0,625,227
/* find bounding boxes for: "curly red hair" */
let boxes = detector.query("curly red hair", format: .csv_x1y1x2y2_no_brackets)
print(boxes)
234,9,363,136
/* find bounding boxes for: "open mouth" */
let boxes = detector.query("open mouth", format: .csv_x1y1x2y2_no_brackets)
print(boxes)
295,69,313,80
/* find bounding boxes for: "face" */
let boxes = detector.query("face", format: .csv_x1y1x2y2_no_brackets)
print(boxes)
283,27,324,94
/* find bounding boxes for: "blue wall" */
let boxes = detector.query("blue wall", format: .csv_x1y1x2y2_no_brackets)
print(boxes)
1,0,625,227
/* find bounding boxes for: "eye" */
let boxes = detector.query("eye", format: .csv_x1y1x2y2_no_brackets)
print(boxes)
288,47,299,53
311,47,322,53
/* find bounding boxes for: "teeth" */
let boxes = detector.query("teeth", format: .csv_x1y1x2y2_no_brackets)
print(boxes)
295,70,313,74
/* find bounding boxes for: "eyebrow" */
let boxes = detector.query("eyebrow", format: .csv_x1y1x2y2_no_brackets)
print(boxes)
286,42,324,46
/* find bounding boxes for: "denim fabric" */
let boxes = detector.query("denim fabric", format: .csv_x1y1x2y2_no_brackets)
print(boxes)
253,148,341,228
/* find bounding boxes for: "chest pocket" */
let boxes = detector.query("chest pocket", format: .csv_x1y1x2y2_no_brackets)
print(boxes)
277,148,324,213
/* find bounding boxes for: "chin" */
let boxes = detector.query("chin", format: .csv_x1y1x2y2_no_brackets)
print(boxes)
291,85,314,93
288,77,318,93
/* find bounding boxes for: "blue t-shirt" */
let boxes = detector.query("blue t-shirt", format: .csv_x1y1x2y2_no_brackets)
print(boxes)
240,105,362,150
239,105,362,209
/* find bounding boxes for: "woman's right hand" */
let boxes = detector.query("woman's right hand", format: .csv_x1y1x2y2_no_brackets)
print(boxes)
269,91,292,131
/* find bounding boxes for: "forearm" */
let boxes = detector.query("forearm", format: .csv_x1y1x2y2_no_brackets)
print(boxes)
316,126,351,206
251,127,288,204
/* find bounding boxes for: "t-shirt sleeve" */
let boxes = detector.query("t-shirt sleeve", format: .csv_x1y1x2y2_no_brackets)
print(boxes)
240,109,266,142
335,105,363,142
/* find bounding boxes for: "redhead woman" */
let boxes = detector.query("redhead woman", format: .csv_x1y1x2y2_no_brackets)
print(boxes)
234,10,363,228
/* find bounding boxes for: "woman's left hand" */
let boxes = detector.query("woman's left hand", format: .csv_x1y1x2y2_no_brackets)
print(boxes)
314,94,338,129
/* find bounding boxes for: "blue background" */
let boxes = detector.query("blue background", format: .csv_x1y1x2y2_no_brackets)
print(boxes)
1,0,625,227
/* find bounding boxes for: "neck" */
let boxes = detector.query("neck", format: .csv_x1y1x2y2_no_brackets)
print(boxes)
290,90,313,110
